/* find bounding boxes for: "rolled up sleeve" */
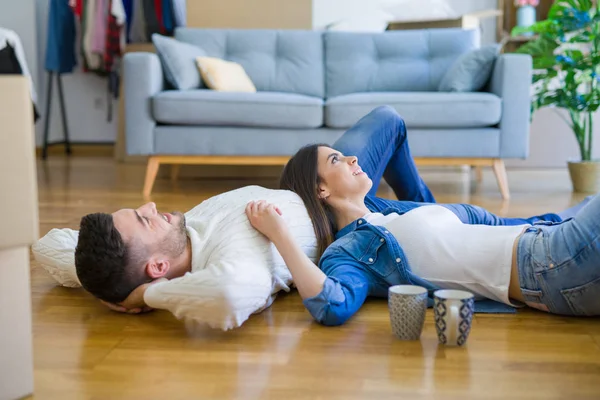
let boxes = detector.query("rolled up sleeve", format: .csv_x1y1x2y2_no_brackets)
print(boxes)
302,262,371,326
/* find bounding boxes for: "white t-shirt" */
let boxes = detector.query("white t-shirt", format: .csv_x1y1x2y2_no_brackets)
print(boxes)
363,205,529,306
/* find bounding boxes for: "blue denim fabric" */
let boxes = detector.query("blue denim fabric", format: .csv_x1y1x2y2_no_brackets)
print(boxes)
303,106,565,326
517,194,600,316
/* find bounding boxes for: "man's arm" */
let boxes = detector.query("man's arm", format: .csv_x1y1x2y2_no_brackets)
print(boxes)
101,278,168,314
142,258,274,330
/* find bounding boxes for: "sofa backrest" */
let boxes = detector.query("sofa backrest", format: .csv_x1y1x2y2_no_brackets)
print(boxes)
324,28,480,98
175,28,325,98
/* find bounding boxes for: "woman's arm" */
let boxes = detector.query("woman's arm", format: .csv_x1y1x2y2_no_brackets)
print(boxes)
246,200,327,299
271,232,328,298
246,200,370,325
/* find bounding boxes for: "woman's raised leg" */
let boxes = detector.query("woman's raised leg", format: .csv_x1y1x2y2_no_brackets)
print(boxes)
332,106,435,202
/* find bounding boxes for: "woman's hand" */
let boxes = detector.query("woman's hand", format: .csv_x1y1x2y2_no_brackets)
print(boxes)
245,200,290,242
100,278,168,314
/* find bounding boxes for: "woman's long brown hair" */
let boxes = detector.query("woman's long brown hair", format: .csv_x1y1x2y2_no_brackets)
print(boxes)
280,144,336,260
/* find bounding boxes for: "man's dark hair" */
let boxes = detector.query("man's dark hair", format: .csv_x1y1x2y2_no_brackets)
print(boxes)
75,213,149,303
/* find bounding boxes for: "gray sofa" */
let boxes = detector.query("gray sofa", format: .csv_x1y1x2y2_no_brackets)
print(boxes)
124,27,532,199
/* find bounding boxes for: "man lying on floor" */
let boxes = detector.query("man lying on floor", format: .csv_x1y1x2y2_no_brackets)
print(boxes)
33,107,590,330
34,185,318,329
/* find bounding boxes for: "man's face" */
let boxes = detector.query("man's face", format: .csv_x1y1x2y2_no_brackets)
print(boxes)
112,202,187,273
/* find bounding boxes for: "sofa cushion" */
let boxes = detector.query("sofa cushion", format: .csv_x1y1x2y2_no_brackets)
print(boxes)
196,57,257,92
152,33,207,90
438,44,502,92
153,90,324,128
325,92,502,129
324,29,480,98
176,28,325,98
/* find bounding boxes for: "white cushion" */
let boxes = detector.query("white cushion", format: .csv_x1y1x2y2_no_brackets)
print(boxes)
32,228,81,288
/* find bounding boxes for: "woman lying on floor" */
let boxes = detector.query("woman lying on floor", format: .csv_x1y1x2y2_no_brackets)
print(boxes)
246,106,600,325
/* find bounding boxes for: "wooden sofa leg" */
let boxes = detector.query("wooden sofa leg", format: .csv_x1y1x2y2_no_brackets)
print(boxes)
492,159,510,200
474,166,483,183
170,164,180,181
143,157,160,197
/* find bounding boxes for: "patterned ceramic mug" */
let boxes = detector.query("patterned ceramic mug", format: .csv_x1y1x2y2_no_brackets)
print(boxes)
388,285,428,340
434,290,475,346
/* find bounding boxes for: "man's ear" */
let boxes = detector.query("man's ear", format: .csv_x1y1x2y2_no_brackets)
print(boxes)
145,258,170,279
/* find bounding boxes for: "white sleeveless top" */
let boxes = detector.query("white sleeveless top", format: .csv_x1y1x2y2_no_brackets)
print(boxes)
363,205,529,306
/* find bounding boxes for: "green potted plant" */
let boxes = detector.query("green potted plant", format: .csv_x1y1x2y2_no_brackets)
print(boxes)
512,0,600,192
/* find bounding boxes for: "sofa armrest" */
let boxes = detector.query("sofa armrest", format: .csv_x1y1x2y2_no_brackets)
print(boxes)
489,53,533,159
124,52,164,155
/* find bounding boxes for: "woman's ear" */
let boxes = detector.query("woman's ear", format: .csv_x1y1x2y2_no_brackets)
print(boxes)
145,259,170,279
318,184,330,200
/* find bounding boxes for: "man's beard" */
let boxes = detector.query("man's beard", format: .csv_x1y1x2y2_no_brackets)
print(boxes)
158,211,187,258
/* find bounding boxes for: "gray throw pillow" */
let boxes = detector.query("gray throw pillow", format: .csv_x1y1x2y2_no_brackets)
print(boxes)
152,33,207,90
438,44,501,92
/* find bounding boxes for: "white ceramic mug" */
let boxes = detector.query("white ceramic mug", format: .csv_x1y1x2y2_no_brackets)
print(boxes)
433,289,475,346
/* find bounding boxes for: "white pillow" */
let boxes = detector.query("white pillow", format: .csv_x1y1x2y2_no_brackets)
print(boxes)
32,228,82,288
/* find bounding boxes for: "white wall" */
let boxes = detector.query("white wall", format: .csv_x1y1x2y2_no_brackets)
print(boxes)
506,109,600,168
312,0,389,31
34,0,117,145
312,0,499,43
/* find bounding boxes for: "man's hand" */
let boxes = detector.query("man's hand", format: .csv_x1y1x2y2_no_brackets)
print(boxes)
100,278,168,314
245,200,290,243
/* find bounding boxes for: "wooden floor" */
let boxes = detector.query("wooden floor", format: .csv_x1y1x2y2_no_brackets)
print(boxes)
29,156,600,400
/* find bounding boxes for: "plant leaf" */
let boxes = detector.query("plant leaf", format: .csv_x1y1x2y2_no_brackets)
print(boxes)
516,36,559,57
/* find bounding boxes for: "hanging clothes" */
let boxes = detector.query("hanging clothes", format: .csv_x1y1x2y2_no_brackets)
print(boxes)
123,0,134,41
129,0,148,42
0,28,39,110
112,0,126,25
70,0,84,18
82,0,102,70
45,0,78,74
91,0,108,54
162,0,174,34
111,0,126,51
172,0,186,28
154,0,165,34
104,0,123,121
143,0,161,38
104,0,122,73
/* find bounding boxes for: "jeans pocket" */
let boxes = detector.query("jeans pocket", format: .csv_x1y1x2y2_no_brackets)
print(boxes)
561,276,600,316
520,288,551,312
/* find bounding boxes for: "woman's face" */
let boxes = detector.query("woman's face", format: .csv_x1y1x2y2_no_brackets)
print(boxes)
316,146,373,201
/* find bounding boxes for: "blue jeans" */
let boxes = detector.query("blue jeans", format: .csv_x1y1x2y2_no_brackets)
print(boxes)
517,194,600,316
333,106,564,226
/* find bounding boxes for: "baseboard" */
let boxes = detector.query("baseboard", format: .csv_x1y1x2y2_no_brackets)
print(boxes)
36,143,114,158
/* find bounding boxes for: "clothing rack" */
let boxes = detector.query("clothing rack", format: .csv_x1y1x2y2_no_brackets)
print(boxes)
41,72,71,159
41,0,186,159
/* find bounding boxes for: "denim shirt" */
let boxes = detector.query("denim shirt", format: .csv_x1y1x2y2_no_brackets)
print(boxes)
303,197,520,326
